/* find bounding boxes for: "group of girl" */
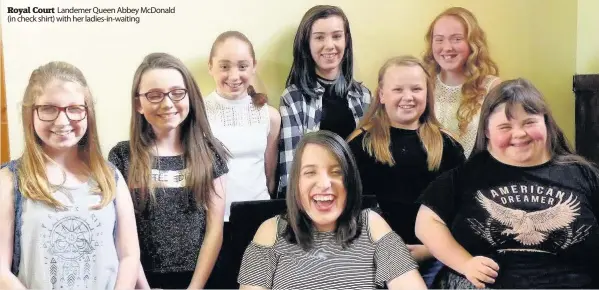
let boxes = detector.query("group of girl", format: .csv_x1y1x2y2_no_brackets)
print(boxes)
1,3,597,290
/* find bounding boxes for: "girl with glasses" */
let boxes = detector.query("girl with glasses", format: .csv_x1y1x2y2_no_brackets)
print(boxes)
0,61,140,289
108,53,230,289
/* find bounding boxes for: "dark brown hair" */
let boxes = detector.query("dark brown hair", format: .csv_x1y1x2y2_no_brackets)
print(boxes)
286,5,359,100
284,130,363,250
209,30,268,106
129,52,230,209
472,78,598,175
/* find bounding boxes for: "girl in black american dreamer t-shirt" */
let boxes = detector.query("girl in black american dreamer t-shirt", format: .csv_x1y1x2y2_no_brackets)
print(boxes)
416,78,599,289
347,56,465,288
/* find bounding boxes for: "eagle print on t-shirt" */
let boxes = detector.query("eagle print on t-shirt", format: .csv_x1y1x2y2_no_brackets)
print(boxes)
467,183,592,253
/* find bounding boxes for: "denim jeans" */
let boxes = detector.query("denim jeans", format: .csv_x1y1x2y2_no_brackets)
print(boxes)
420,258,444,288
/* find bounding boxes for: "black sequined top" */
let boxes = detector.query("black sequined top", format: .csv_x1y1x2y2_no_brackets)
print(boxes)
108,141,228,273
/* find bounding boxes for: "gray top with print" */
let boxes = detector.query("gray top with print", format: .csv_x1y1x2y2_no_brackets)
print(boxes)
17,180,119,290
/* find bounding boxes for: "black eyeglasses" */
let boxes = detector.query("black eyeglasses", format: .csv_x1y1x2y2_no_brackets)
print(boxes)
136,88,188,103
34,105,88,122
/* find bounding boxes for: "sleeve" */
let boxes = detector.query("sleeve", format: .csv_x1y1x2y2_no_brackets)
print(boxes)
580,164,599,218
210,140,229,179
374,231,418,286
417,168,461,225
107,142,127,178
360,84,372,107
440,134,466,172
277,91,304,198
347,133,365,165
347,132,370,192
237,242,279,289
592,174,599,218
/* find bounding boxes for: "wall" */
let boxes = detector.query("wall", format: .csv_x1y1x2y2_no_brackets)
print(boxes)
0,23,8,163
528,1,578,143
1,0,579,158
576,0,599,74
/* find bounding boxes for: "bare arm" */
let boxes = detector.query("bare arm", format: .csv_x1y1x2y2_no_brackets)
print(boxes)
406,244,433,262
415,206,472,274
0,168,26,289
387,270,428,290
265,106,281,196
113,170,141,289
240,285,269,290
415,205,498,288
369,211,427,290
188,176,226,289
135,262,150,289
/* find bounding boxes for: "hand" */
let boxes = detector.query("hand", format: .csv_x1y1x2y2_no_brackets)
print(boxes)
460,256,499,289
406,244,431,262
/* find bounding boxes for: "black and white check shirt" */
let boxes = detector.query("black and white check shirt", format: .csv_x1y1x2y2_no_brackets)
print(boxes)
277,82,371,197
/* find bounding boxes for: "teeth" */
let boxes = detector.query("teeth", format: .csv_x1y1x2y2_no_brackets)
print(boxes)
443,55,456,60
512,141,532,147
322,54,336,59
159,113,177,119
399,105,414,109
227,83,242,88
52,131,72,136
313,195,334,202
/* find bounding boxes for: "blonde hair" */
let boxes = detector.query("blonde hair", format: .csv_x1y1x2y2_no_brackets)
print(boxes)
18,61,115,209
348,55,446,171
423,7,499,135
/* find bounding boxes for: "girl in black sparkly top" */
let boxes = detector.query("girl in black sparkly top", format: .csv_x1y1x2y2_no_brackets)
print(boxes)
108,52,230,289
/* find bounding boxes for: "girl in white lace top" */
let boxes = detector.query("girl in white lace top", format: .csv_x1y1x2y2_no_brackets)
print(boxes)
203,32,281,288
423,7,501,157
206,31,281,222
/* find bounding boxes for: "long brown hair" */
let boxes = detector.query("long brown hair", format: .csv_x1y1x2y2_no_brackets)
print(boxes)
423,7,499,136
209,30,268,106
286,5,359,100
18,61,115,208
472,78,598,174
128,53,229,208
348,55,447,171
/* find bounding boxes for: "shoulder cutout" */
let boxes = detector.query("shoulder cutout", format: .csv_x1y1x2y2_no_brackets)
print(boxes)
252,216,279,247
367,209,393,243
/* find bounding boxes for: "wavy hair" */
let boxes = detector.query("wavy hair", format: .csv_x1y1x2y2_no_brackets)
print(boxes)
423,7,499,136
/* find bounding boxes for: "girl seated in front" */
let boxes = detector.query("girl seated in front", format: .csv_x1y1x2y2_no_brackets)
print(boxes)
238,130,427,289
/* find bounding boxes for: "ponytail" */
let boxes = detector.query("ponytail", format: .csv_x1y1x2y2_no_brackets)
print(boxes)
247,85,268,107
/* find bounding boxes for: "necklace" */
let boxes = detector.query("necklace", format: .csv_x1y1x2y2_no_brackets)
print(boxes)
153,144,186,192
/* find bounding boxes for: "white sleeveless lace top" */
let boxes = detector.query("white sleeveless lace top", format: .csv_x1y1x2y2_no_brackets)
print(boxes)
434,75,499,157
204,91,271,222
